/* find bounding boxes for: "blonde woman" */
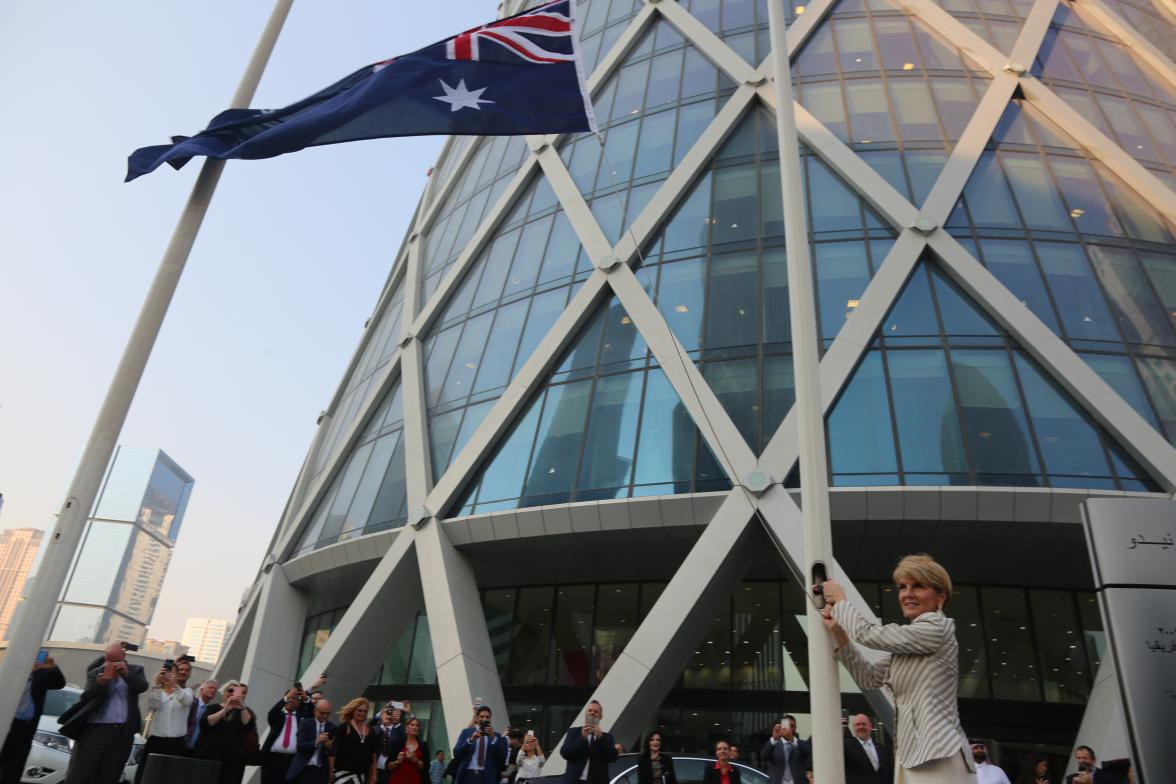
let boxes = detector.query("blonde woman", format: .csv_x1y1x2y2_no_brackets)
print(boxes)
335,697,379,783
821,554,976,784
515,732,545,784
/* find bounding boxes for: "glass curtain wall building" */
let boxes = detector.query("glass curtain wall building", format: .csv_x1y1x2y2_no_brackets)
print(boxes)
227,0,1176,775
50,446,194,645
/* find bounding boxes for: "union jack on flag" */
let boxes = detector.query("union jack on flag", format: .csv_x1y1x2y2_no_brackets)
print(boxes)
443,3,576,64
127,0,596,181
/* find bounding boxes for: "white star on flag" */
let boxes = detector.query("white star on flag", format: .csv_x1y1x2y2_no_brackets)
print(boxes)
433,79,494,112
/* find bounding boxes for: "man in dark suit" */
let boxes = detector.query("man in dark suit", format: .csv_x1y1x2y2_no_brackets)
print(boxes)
759,715,810,784
286,699,335,784
0,653,66,784
843,714,892,784
559,701,618,784
262,688,305,784
58,642,149,784
453,705,509,784
374,703,410,784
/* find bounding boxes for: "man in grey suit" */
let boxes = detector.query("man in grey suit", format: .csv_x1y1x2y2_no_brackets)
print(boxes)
759,715,810,784
58,642,149,784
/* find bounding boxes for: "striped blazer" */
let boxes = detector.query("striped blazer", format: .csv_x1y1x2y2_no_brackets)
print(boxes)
832,601,975,773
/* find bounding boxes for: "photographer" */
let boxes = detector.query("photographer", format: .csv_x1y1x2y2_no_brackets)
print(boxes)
0,653,64,784
453,705,508,784
261,687,305,784
136,659,194,783
59,642,148,784
195,681,258,784
559,701,618,784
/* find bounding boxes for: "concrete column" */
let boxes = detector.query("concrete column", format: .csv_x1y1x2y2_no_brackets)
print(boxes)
415,521,508,748
237,563,309,711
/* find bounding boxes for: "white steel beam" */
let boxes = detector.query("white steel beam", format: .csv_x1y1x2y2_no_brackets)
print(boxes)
237,563,309,716
608,265,759,480
1072,0,1176,89
415,522,511,745
545,490,761,774
297,530,422,700
655,1,758,85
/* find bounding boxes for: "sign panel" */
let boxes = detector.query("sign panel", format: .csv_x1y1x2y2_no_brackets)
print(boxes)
1082,497,1176,784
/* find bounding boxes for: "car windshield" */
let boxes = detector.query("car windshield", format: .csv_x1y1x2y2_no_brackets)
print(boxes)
41,689,82,718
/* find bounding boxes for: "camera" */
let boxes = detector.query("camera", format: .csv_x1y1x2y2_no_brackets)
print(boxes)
163,658,175,672
479,719,491,732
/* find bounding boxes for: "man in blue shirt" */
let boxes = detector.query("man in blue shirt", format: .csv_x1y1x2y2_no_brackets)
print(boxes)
58,643,148,784
453,706,509,784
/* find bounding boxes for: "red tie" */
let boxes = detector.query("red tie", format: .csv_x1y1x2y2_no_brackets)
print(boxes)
478,737,486,767
282,713,294,747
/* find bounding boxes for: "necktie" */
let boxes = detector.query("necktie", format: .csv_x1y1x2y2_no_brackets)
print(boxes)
782,743,792,783
862,740,879,771
282,713,294,747
478,736,486,767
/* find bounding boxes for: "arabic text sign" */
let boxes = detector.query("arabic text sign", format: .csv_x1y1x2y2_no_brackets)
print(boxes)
1082,497,1176,784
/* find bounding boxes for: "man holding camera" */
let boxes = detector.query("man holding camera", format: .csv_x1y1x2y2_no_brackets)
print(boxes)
262,688,306,784
559,701,618,784
0,653,65,784
135,658,195,783
288,699,335,784
453,705,509,784
59,642,149,784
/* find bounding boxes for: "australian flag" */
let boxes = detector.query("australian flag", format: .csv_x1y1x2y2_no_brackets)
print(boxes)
126,0,597,182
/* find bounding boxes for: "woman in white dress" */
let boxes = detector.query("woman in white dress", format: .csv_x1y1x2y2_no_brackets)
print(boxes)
820,553,976,784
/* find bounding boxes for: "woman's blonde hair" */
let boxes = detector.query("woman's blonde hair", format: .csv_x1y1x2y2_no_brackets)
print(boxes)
339,697,370,723
892,553,953,605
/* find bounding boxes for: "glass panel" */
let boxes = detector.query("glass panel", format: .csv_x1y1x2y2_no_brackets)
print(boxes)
951,350,1042,483
1035,242,1119,342
632,370,702,491
887,350,969,475
982,587,1041,701
828,352,899,480
1030,590,1091,703
510,586,554,685
577,373,644,497
593,584,639,683
521,380,594,505
1137,356,1176,439
551,585,594,686
1013,352,1114,481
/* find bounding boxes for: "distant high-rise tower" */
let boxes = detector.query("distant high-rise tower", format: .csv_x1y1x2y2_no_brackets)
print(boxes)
0,528,44,641
180,617,231,664
49,446,193,646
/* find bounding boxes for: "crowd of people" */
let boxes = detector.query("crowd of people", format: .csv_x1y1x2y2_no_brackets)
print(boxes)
0,552,1138,784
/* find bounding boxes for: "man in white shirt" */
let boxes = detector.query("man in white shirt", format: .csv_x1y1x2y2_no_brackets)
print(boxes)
135,661,193,783
262,688,304,784
760,715,810,784
843,714,892,784
971,742,1011,784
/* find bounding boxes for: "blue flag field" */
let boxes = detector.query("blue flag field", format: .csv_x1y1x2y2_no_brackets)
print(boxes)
126,0,597,182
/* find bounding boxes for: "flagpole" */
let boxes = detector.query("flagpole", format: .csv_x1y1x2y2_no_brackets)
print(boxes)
765,1,845,781
0,0,295,731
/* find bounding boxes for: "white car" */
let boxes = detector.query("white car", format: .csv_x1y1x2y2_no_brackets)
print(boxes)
23,686,146,784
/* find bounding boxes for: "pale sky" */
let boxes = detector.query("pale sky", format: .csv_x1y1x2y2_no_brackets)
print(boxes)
0,0,494,641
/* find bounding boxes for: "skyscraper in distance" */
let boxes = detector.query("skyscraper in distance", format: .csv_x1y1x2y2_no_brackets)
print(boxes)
50,446,194,646
0,528,44,641
181,617,231,664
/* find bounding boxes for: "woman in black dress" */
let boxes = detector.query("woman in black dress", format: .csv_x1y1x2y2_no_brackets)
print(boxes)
333,698,379,783
636,732,678,784
195,681,258,784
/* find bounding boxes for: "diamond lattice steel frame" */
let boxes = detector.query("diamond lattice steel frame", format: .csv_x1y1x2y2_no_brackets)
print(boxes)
219,0,1176,753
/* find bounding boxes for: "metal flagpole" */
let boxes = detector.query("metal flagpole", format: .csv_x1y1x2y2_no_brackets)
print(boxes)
0,0,296,731
765,1,846,781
